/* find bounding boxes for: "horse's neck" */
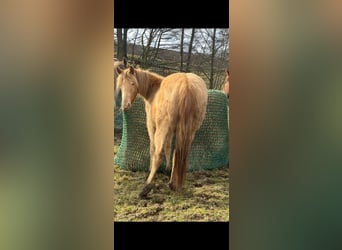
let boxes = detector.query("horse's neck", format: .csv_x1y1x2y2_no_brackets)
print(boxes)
137,71,163,102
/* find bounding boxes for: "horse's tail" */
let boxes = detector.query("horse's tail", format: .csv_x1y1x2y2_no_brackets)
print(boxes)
172,85,194,191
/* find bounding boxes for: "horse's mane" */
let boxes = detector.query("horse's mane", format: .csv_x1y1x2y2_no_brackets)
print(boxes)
134,69,164,98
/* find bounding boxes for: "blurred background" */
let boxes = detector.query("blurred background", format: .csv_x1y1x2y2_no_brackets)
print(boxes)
0,0,113,249
231,0,342,250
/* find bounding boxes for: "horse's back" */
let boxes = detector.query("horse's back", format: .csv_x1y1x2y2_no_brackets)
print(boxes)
155,72,208,126
161,72,207,99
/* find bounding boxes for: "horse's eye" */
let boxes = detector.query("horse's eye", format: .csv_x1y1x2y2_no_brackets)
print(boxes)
131,82,135,85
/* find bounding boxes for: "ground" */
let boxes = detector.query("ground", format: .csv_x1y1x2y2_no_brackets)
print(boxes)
114,134,229,222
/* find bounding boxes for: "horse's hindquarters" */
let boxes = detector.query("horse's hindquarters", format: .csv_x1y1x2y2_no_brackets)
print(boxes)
157,73,208,127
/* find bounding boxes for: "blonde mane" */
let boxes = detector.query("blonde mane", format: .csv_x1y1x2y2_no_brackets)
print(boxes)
134,69,164,101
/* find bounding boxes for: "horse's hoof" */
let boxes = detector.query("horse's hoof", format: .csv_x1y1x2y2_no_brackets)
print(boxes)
139,183,154,199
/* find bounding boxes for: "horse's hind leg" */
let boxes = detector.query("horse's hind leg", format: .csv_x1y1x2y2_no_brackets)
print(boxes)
144,136,155,181
145,111,155,180
139,125,170,198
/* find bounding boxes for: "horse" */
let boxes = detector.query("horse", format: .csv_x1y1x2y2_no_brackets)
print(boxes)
222,69,229,98
116,66,208,198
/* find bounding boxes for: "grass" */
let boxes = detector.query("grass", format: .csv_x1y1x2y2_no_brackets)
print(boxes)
114,137,229,222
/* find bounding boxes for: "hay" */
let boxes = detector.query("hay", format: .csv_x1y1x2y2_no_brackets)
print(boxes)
114,90,229,172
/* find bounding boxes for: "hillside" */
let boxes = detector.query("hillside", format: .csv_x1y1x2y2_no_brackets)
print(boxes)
116,43,228,71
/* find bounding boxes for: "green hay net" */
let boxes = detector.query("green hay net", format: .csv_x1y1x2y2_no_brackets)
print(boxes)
114,89,229,172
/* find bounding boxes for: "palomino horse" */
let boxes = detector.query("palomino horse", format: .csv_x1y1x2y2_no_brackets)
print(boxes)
116,66,208,198
223,69,229,98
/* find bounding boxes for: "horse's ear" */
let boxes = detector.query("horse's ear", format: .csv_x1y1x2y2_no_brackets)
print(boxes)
116,66,122,75
226,69,229,75
129,65,135,74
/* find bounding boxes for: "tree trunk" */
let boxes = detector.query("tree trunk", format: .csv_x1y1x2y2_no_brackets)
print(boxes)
141,29,155,67
185,28,195,72
210,28,217,89
116,28,128,60
123,28,128,59
131,29,139,60
116,29,122,60
152,29,163,62
180,28,184,71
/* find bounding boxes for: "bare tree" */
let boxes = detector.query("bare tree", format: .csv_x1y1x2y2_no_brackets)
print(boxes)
115,28,128,60
185,28,195,72
115,28,229,87
209,28,217,89
139,29,175,68
123,28,128,58
141,29,156,66
191,28,229,89
116,28,123,59
129,29,140,60
180,28,184,71
151,29,172,62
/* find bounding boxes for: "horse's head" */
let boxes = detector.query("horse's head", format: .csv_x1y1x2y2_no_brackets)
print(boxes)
114,58,129,108
116,65,139,111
